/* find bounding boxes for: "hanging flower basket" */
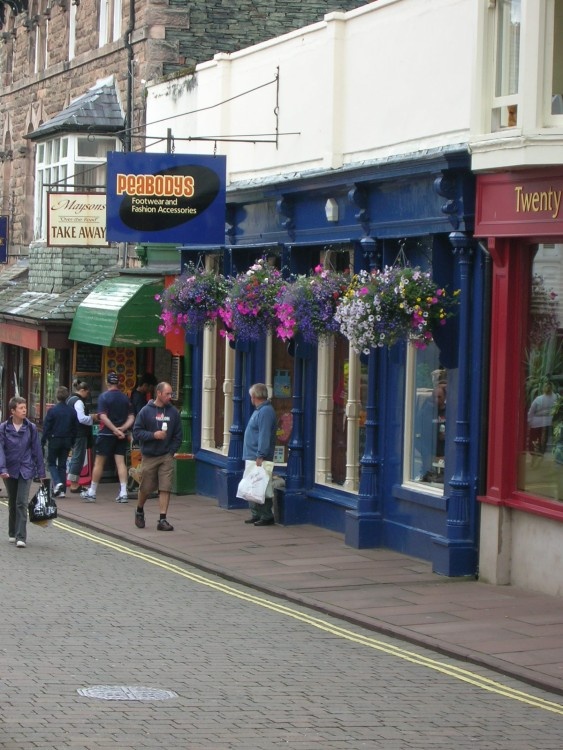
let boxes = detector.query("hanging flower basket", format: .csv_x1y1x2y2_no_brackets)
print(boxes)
274,265,350,344
219,257,284,341
335,265,458,354
157,263,229,335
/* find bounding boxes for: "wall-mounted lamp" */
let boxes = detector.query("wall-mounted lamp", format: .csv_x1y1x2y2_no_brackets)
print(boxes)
325,198,339,223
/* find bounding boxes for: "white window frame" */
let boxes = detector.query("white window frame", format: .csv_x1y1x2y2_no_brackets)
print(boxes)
315,336,363,493
34,133,120,241
201,254,234,455
402,343,445,497
99,0,122,47
491,0,521,130
543,0,563,126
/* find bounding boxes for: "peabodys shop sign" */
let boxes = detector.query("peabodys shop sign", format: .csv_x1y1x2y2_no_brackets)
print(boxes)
106,152,227,244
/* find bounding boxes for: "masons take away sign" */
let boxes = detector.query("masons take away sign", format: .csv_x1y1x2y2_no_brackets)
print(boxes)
106,152,227,244
48,193,108,247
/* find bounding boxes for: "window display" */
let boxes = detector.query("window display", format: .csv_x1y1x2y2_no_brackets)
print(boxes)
518,244,563,501
406,342,447,487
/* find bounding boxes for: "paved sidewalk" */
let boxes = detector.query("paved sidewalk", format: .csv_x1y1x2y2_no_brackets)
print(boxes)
47,482,563,696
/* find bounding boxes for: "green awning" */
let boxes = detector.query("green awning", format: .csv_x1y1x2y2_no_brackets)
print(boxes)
69,276,165,347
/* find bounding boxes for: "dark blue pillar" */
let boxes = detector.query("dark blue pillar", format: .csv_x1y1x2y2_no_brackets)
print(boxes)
432,231,478,575
345,345,384,547
345,236,383,547
282,338,311,524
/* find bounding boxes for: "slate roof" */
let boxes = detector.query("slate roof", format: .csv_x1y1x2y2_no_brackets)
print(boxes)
0,260,28,290
26,79,125,141
0,267,120,327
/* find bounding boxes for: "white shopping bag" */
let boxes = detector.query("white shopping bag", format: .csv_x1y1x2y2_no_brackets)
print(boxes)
236,464,270,504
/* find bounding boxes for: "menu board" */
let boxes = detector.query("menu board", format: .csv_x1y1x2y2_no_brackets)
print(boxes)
74,342,103,375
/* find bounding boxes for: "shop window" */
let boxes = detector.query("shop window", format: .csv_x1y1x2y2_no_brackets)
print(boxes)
199,254,232,454
492,0,521,130
213,327,228,451
200,323,233,454
268,336,294,464
332,335,350,486
44,349,64,412
29,350,41,421
404,342,448,489
313,246,365,491
314,333,366,491
518,244,563,501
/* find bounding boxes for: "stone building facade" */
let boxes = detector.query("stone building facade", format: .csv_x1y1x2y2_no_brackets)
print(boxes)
0,0,369,260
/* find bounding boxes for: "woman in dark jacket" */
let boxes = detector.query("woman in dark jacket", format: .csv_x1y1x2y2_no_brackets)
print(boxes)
0,396,46,548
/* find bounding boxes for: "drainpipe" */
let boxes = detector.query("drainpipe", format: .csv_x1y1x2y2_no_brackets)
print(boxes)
124,0,136,152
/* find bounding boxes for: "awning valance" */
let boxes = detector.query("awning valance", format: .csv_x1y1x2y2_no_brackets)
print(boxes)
69,276,164,347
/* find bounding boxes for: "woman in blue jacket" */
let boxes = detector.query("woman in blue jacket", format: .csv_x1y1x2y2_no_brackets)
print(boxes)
0,396,46,548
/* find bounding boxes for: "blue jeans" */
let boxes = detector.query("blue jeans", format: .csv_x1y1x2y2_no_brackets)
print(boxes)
47,438,72,488
4,477,32,542
68,436,88,482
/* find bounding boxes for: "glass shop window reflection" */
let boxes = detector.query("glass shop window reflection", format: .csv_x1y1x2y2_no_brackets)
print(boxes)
519,244,563,501
408,342,447,487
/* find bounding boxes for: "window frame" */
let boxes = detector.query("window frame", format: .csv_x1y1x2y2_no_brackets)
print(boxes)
491,0,521,130
99,0,123,47
402,343,447,497
542,0,563,126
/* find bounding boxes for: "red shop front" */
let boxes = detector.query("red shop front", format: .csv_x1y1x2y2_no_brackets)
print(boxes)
476,167,563,596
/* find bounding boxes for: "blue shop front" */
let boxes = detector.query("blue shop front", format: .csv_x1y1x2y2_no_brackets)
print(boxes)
185,149,485,577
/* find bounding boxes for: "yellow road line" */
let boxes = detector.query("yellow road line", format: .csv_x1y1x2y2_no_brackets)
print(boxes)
49,518,563,715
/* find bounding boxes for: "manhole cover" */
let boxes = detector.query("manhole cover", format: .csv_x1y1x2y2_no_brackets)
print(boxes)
78,685,178,701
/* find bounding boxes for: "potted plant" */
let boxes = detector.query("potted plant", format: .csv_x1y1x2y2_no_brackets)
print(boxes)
157,263,229,335
335,265,457,354
274,265,350,344
219,257,284,341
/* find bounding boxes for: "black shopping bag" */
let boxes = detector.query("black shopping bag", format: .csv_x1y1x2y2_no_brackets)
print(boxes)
28,480,58,525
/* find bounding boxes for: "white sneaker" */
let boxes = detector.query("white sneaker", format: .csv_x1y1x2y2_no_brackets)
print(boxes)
8,537,15,543
16,540,26,548
53,483,64,497
115,494,129,503
81,490,96,502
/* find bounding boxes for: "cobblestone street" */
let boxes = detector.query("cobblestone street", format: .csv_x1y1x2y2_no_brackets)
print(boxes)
1,508,563,749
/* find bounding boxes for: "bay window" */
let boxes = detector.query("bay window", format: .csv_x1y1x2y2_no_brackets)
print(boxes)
34,134,119,241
